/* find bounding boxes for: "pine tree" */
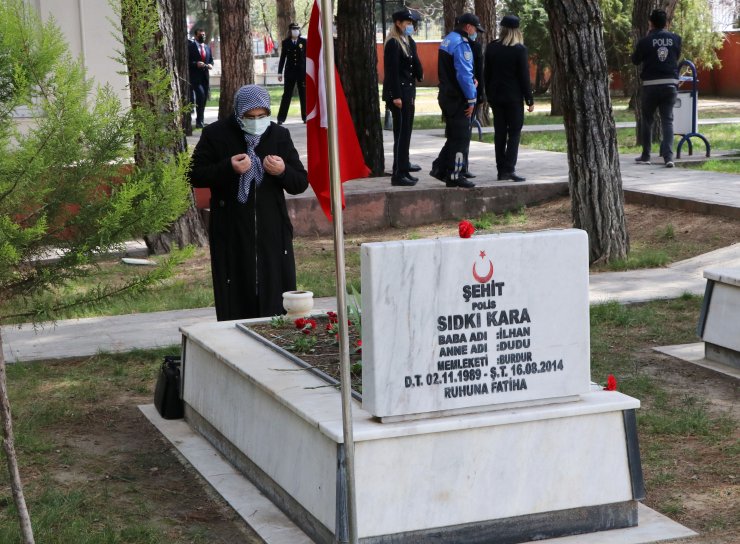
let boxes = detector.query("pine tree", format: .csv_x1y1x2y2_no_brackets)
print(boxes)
0,1,192,539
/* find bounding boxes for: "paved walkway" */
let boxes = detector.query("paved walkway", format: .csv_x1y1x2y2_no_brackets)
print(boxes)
187,107,739,205
3,112,739,363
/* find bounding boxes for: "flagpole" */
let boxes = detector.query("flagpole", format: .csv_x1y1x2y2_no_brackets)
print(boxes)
318,1,358,543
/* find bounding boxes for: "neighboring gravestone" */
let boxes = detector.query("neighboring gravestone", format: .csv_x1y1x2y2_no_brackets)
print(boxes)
361,229,591,420
699,268,740,369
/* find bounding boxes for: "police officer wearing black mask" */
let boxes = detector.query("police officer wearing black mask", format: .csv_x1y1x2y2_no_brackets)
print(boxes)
430,13,484,189
383,10,424,187
277,23,307,125
632,9,682,168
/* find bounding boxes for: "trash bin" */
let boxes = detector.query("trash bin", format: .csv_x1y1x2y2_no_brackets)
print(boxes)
673,91,695,135
675,59,710,158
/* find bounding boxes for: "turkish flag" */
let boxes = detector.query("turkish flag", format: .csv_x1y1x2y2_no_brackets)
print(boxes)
264,34,274,54
305,0,370,221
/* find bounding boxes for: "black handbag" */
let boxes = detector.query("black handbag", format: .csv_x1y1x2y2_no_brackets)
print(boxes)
154,355,184,419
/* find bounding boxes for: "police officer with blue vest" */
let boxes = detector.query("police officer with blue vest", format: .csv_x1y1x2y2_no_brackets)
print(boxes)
631,9,682,168
430,13,484,189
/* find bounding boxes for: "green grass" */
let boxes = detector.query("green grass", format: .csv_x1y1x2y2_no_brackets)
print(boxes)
293,239,361,297
387,94,739,131
681,158,740,174
0,348,255,543
0,250,215,324
602,246,671,271
470,208,527,231
589,296,737,483
478,123,740,155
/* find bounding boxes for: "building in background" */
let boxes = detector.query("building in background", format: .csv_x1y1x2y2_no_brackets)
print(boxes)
27,0,129,107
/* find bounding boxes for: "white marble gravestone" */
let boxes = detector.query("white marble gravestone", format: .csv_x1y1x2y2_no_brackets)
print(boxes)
699,268,740,369
177,227,657,543
362,229,591,420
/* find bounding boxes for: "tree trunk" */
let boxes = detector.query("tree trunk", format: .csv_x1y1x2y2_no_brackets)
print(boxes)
549,65,563,116
122,0,208,254
336,0,384,176
151,0,208,252
544,0,629,265
145,201,208,253
474,0,496,127
276,0,296,43
0,332,35,544
217,0,254,120
443,0,466,35
632,0,679,146
171,0,192,137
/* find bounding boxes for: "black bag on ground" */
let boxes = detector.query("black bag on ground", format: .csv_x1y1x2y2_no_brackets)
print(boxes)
154,355,184,419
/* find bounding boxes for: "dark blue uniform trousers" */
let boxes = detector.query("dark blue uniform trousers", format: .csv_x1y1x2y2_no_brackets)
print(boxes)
432,100,470,179
640,84,678,161
389,87,416,177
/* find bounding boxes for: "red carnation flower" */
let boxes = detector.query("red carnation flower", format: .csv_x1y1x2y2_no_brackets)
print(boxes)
301,328,312,335
307,318,318,329
459,220,475,239
604,374,618,391
294,318,307,329
327,311,338,323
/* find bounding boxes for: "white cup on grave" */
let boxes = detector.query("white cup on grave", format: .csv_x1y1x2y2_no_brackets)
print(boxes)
282,290,314,319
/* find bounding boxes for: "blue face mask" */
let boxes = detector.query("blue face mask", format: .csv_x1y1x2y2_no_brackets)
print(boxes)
404,24,414,36
240,116,271,136
469,32,477,41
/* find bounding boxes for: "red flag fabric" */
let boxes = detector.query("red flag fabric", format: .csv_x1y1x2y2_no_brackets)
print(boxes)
264,34,274,54
305,0,370,221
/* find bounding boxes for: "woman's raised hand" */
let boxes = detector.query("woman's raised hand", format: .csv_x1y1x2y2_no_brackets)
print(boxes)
263,155,286,176
231,153,252,174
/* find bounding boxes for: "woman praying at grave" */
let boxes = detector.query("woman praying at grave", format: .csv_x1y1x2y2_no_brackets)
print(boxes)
188,84,308,321
483,15,534,183
383,9,424,187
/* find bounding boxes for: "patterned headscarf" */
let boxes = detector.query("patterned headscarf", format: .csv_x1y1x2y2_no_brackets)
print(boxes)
233,85,271,203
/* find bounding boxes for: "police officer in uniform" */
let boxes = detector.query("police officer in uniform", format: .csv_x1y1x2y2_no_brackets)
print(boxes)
383,9,424,187
632,9,682,167
461,17,484,180
277,22,307,124
430,13,484,189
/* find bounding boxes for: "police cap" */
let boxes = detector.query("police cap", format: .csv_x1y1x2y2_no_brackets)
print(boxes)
501,15,520,29
392,10,420,23
457,13,485,32
289,22,300,30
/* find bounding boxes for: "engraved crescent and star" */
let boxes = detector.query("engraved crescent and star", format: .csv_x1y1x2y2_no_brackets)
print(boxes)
472,250,494,283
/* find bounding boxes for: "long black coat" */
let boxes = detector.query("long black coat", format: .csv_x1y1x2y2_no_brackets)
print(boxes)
188,117,309,321
483,41,534,107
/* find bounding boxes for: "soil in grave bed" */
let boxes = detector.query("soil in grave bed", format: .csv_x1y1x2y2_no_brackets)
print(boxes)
247,313,363,394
